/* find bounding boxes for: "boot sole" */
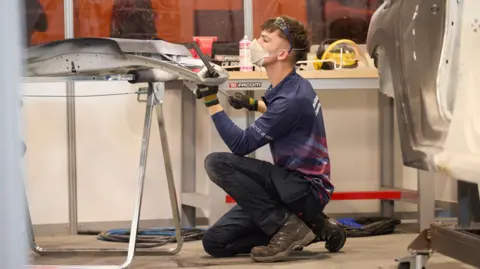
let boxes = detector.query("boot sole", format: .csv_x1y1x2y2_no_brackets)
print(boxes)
326,228,347,253
250,230,316,263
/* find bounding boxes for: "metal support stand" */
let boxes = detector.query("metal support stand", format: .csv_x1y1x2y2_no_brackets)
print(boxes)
395,180,480,269
66,80,78,235
379,92,395,218
417,170,436,231
395,228,431,269
28,82,183,269
64,0,79,237
243,0,253,40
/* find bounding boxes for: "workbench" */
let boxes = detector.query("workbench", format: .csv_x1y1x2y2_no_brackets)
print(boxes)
223,69,379,89
171,68,436,230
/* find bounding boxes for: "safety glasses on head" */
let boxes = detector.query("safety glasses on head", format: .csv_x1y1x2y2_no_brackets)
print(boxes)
249,17,309,67
273,17,309,54
273,17,294,53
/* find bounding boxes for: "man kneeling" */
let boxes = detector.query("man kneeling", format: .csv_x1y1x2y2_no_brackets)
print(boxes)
194,16,346,262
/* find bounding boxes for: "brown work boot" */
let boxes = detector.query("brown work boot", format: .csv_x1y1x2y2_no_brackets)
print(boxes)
250,214,316,262
304,212,347,252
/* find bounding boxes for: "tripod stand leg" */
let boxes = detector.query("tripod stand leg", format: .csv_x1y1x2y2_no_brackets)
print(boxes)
120,85,156,269
155,100,183,254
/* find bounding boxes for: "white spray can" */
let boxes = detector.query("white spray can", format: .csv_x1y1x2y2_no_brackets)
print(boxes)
239,35,253,72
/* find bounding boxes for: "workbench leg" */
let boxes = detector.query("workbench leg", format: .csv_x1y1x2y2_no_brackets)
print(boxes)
417,170,436,231
66,80,78,236
181,83,197,227
379,93,395,218
166,81,197,228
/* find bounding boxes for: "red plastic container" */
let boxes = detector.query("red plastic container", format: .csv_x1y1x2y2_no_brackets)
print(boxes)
190,36,218,59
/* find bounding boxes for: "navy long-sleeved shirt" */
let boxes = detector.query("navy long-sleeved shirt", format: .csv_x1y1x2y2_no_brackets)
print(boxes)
211,69,334,202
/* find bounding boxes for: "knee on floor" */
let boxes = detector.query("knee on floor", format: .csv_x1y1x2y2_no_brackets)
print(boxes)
202,229,233,258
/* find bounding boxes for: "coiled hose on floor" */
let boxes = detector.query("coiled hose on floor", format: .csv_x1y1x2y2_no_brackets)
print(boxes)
337,217,401,237
79,228,205,248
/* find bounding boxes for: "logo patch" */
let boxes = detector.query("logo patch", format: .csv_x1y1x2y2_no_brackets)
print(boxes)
228,81,262,88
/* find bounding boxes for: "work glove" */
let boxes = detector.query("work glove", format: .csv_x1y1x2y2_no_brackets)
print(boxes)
228,92,258,111
194,85,219,107
196,63,229,86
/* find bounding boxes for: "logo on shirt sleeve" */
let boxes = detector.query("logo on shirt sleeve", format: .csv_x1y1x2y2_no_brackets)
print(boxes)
252,123,273,140
313,95,321,116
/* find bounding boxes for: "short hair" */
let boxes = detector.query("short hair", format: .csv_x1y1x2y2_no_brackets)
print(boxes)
260,16,311,64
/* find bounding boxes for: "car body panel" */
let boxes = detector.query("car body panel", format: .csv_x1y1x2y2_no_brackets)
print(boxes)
25,37,229,86
367,0,480,184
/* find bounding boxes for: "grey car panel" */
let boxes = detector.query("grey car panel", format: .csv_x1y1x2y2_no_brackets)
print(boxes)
367,0,447,170
25,37,229,86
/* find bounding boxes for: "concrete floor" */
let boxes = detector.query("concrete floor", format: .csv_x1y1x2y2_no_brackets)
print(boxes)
31,233,475,269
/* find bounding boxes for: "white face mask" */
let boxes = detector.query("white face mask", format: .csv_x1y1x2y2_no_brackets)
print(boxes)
249,39,271,67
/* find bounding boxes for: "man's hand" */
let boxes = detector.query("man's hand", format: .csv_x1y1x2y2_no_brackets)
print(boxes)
194,85,219,107
196,63,229,86
228,92,258,111
228,92,268,113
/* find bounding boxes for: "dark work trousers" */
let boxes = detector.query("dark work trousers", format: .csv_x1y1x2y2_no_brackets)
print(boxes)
202,152,328,257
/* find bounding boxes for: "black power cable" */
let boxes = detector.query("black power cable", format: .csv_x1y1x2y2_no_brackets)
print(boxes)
78,228,205,248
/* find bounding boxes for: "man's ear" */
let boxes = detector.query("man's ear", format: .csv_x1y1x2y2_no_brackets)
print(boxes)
277,49,290,61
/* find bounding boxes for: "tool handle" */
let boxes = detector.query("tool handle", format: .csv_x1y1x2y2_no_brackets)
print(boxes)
186,42,219,78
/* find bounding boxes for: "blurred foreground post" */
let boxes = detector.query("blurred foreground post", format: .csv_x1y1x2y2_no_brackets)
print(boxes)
0,0,28,268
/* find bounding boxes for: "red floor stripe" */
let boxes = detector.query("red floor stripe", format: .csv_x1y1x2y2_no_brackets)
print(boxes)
225,191,403,204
